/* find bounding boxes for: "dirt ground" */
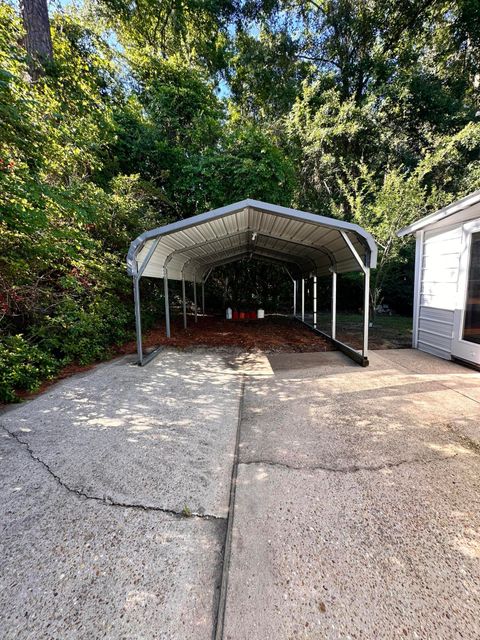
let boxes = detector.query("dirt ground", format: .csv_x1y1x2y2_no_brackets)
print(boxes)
119,313,413,355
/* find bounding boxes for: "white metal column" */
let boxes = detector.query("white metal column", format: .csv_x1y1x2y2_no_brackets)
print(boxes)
182,276,187,329
133,276,142,364
163,267,171,338
301,279,305,321
313,276,317,328
363,268,370,358
201,282,205,315
331,270,337,340
133,237,161,364
193,273,198,322
293,280,297,316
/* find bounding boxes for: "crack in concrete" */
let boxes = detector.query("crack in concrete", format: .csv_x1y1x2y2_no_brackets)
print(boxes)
214,375,246,640
239,453,459,473
2,426,225,522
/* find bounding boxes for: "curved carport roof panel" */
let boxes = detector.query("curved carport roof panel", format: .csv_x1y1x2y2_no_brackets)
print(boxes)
127,199,377,281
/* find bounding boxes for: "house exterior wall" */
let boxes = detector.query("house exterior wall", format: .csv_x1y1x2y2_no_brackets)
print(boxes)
413,202,480,360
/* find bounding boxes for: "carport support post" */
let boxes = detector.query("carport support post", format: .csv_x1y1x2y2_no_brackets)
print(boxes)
313,276,317,328
182,276,187,329
193,273,198,323
363,267,370,358
339,231,371,361
301,279,305,322
163,267,171,338
332,270,337,340
293,280,297,316
133,276,143,364
201,281,205,315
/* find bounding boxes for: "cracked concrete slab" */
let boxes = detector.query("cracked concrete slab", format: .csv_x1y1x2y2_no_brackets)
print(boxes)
0,432,225,640
2,346,480,640
0,349,242,517
223,456,480,640
223,348,480,639
0,348,243,639
238,351,480,470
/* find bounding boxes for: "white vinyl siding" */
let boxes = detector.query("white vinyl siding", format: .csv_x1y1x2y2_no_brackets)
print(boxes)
415,223,461,359
407,194,480,364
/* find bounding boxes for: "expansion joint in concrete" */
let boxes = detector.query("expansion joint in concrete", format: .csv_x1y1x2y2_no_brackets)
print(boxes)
214,375,246,640
239,454,459,474
2,426,225,521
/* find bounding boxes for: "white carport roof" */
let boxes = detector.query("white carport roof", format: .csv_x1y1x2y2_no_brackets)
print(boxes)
127,199,377,281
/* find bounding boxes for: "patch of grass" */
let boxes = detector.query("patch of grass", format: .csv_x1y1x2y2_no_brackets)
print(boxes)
315,313,413,349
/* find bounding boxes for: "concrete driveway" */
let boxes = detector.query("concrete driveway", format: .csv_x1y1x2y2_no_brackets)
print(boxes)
1,348,480,639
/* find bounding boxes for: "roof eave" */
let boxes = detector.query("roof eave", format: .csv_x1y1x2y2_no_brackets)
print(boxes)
397,189,480,238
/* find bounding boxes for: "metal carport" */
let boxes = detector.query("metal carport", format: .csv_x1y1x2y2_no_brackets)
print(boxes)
126,199,377,366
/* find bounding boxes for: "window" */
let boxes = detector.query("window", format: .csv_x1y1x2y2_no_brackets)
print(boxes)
463,232,480,344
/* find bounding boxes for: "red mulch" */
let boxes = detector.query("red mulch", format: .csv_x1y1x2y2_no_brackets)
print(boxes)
117,315,334,354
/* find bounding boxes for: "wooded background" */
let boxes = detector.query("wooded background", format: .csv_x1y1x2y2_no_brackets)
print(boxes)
1,0,479,400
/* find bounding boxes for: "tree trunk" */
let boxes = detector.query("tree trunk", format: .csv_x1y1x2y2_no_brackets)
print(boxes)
20,0,53,80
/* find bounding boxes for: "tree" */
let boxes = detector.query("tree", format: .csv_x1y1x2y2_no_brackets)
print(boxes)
95,0,236,72
337,167,426,315
20,0,53,79
227,27,310,121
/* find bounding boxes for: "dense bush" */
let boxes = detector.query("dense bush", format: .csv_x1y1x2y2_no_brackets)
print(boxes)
30,296,132,365
0,336,59,403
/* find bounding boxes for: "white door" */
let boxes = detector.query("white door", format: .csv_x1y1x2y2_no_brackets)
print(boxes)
452,219,480,365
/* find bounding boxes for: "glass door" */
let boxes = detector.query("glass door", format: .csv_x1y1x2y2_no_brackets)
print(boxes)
452,223,480,365
462,232,480,345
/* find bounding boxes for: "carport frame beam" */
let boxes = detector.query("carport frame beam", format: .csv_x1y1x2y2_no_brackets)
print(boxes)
295,238,370,366
340,231,370,360
133,236,162,366
331,270,337,340
133,276,143,365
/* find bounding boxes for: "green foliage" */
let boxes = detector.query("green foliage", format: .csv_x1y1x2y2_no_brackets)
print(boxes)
227,27,311,121
176,121,296,212
0,336,59,403
32,294,132,365
0,6,166,401
96,0,234,71
337,166,427,310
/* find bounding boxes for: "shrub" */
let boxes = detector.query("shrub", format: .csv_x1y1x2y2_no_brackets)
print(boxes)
0,335,59,403
32,296,132,365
